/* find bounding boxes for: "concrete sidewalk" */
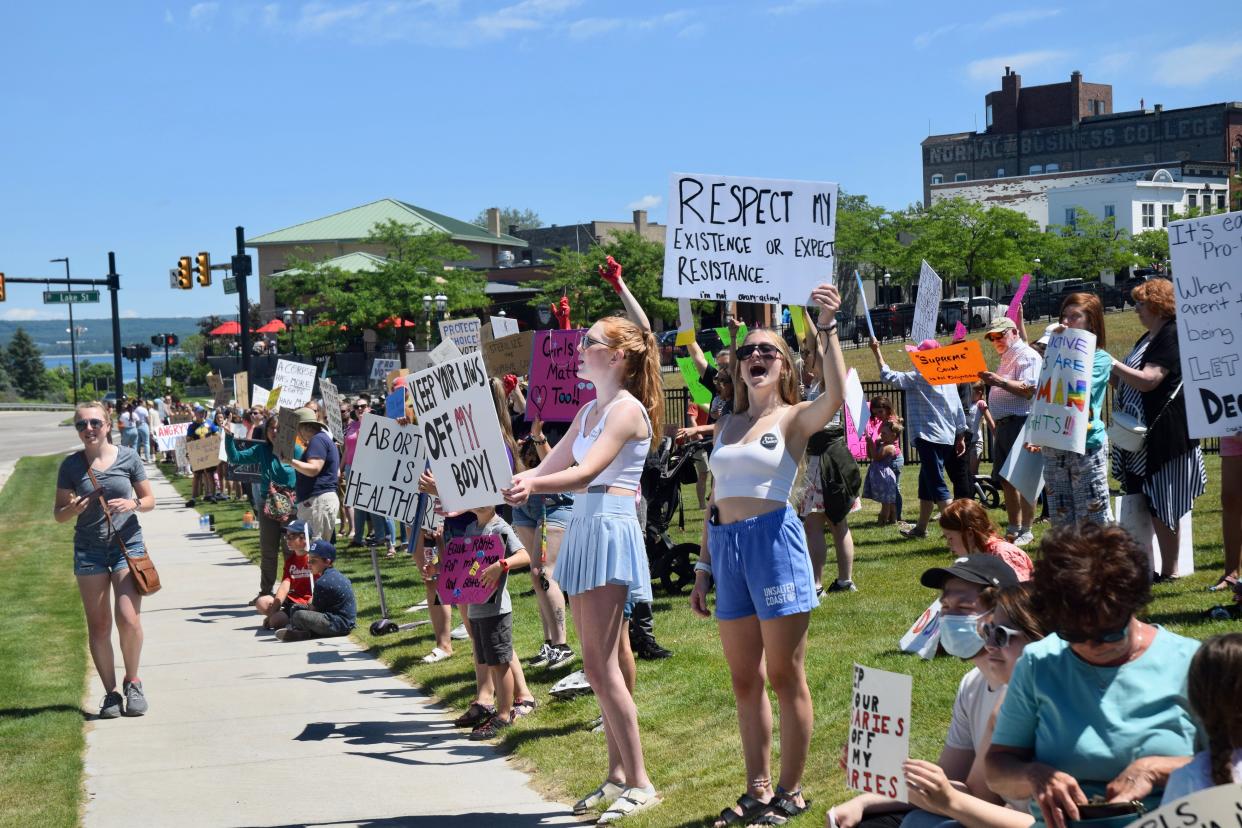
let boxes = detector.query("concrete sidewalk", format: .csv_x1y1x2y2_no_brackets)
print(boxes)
83,467,579,828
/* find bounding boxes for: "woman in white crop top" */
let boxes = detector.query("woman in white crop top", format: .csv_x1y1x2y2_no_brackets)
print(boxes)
503,312,664,822
690,282,847,827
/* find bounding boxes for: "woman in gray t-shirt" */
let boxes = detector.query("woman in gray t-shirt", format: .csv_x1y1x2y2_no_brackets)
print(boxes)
54,401,155,720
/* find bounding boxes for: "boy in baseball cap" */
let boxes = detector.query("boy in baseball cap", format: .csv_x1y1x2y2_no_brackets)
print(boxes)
255,520,316,630
277,539,357,642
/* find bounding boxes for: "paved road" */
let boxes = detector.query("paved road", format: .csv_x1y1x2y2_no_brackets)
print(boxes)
0,410,81,491
83,467,579,828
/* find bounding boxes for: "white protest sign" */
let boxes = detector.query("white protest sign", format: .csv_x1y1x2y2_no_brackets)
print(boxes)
910,260,942,344
320,378,344,443
663,172,838,304
1169,210,1242,438
1027,328,1094,453
430,337,463,363
187,434,223,472
174,439,190,475
844,369,867,439
438,318,482,354
273,359,317,410
1126,784,1242,828
998,421,1045,504
405,350,433,374
898,598,942,660
490,316,519,339
272,408,300,463
1115,495,1193,576
676,298,696,346
234,370,250,410
343,414,427,525
408,351,512,512
847,663,912,802
230,423,247,439
253,385,270,410
370,358,400,382
153,422,190,451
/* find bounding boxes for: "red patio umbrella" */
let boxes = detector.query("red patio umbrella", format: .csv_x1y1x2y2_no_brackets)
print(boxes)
254,319,286,333
377,316,418,329
209,320,242,335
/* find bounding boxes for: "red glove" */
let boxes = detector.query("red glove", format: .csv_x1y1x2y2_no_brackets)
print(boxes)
502,374,518,396
552,296,572,330
598,256,623,294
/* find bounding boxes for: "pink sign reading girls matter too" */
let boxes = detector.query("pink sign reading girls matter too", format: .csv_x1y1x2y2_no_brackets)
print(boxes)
526,329,597,422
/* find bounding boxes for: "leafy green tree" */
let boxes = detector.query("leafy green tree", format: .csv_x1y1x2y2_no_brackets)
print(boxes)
1129,230,1169,270
1041,209,1134,282
902,198,1041,293
834,191,908,281
473,207,541,232
5,327,48,399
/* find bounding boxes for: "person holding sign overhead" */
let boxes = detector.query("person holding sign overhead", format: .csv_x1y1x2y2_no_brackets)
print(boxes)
689,282,846,827
502,312,664,824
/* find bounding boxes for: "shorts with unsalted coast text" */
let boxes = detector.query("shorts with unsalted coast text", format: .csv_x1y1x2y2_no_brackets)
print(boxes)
74,536,145,577
470,612,514,666
708,505,818,621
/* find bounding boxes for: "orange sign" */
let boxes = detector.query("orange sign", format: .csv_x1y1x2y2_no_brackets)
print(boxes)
908,340,987,386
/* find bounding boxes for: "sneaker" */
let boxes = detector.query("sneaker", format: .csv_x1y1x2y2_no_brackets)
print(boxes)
826,579,858,593
526,642,554,668
99,690,124,719
453,702,496,728
450,623,469,641
546,645,577,669
275,628,311,642
590,717,606,734
635,641,672,660
122,680,148,716
184,498,196,508
469,712,511,741
1013,530,1034,547
899,526,926,539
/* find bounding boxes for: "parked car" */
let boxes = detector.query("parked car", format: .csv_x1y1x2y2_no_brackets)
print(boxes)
658,327,728,367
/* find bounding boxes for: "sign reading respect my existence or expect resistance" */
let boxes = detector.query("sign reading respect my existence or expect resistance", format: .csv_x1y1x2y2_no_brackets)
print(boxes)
526,329,596,422
663,172,838,305
908,340,987,385
1026,327,1095,453
846,663,912,802
1169,210,1242,438
343,414,427,525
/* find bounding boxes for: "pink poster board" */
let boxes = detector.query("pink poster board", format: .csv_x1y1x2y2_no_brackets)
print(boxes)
436,534,504,605
952,321,967,342
1005,274,1031,323
526,329,597,422
845,406,867,461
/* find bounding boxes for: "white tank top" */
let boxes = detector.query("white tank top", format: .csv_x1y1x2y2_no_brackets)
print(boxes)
709,413,800,502
571,396,651,490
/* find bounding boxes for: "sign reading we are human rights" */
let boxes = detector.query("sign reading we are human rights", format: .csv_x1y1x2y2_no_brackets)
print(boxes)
662,173,838,305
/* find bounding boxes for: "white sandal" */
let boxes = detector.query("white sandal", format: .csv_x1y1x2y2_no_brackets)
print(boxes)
573,780,624,815
421,647,451,664
598,787,661,824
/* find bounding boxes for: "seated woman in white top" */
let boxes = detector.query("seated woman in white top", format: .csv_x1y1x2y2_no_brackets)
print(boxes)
504,315,663,825
689,282,846,827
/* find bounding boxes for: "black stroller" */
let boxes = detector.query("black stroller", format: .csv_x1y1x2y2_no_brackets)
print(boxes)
642,436,709,596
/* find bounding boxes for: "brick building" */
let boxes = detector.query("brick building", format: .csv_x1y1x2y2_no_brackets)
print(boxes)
922,68,1242,205
512,210,665,262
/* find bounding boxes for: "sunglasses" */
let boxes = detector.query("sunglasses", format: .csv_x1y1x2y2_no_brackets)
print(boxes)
75,418,106,432
985,334,1006,342
577,334,612,352
736,343,782,361
981,622,1025,649
354,404,368,409
1058,624,1129,645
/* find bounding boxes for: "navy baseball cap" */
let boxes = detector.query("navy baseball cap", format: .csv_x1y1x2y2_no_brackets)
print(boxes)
309,539,337,561
921,555,1018,590
284,520,310,537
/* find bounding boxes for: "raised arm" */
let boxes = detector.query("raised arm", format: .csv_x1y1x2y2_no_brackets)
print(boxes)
520,402,645,495
599,256,651,334
788,283,846,444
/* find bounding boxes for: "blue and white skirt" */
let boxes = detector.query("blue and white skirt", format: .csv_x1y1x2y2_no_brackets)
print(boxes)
556,492,652,603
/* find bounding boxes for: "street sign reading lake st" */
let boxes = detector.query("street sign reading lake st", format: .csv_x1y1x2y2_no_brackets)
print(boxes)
43,290,99,304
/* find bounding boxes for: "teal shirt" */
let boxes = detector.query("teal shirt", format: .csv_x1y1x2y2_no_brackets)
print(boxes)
992,627,1199,817
1085,348,1112,453
224,433,297,489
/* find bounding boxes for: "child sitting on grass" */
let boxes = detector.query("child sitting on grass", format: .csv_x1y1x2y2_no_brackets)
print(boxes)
864,418,903,525
276,539,356,641
937,498,1033,581
255,519,316,630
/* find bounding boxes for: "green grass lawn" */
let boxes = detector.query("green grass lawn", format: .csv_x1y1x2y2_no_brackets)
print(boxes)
0,457,87,828
167,442,1234,828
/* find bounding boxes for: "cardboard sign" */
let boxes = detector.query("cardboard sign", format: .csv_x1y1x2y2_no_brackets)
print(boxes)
910,260,942,344
173,439,190,475
430,337,463,363
405,350,433,375
225,438,264,484
855,271,876,341
234,371,250,410
1027,328,1094,453
908,340,987,385
272,408,300,463
153,422,190,451
386,368,408,394
1115,494,1193,576
1170,210,1242,438
677,356,713,406
1128,783,1242,827
438,318,482,354
1005,273,1031,323
187,433,223,472
490,316,519,339
998,421,1045,504
206,371,224,395
663,172,838,305
265,386,282,411
273,359,317,410
370,358,400,382
847,663,912,801
898,598,942,660
436,534,503,605
409,351,513,512
526,329,597,422
343,414,427,525
253,384,270,410
320,378,344,443
482,330,535,378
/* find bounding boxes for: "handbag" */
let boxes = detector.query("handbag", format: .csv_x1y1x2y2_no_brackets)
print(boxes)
87,467,162,596
1106,381,1182,454
262,483,297,524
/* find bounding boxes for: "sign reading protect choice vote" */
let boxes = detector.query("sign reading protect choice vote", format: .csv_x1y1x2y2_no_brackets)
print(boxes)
526,329,596,422
1027,327,1095,453
847,663,912,802
438,318,482,354
1169,210,1242,438
343,414,427,524
409,351,512,512
663,172,838,305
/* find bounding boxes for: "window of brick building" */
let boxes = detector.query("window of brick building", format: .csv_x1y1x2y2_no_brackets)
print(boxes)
986,104,993,129
1162,204,1173,227
954,173,968,182
931,174,944,185
1219,193,1227,210
996,167,1006,177
1065,209,1077,228
1029,164,1043,174
1046,163,1060,173
1092,100,1105,116
1104,204,1115,219
1142,203,1155,228
1188,193,1198,209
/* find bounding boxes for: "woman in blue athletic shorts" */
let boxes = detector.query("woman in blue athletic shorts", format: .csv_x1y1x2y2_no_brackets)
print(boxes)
689,282,846,827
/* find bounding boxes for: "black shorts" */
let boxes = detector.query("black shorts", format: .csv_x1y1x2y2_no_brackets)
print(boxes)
470,612,513,666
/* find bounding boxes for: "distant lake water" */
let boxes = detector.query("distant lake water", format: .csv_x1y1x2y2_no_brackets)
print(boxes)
44,352,183,384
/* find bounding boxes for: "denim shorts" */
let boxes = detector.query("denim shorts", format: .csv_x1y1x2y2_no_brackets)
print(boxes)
74,536,145,577
708,505,818,621
511,493,574,529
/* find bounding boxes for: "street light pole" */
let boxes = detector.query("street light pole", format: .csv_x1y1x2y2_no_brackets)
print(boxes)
50,257,78,404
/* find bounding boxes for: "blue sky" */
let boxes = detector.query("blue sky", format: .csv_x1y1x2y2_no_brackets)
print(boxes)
1,0,1238,323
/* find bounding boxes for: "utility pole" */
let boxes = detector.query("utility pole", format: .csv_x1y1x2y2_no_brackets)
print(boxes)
233,227,253,404
108,253,122,401
50,257,78,404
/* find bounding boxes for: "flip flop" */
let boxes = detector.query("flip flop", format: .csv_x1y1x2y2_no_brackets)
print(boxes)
598,787,660,824
573,780,624,815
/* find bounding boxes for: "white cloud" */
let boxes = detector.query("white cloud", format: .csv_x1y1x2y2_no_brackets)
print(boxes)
121,310,141,319
188,1,220,28
627,195,662,211
261,3,280,27
913,24,957,49
978,8,1061,30
164,8,175,24
966,50,1068,83
567,10,693,40
677,21,706,39
1091,51,1133,77
567,17,621,39
1153,38,1242,86
767,0,826,15
0,308,60,322
473,0,580,38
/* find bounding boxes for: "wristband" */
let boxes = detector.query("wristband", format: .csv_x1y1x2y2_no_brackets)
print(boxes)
528,436,547,445
694,560,713,575
817,323,838,334
499,558,510,572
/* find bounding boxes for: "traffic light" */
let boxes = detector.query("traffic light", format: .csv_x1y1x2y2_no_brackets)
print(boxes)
150,334,161,346
0,272,5,302
196,252,211,287
177,257,193,290
139,344,152,360
121,346,132,360
165,333,179,347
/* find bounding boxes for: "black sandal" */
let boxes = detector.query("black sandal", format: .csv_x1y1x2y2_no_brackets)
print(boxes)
752,788,810,825
713,793,771,826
